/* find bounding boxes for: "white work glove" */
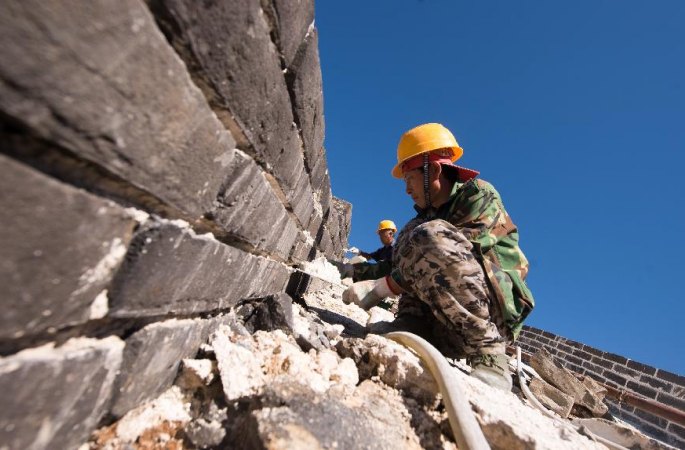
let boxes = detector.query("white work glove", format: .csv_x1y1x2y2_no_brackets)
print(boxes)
342,277,395,310
346,246,360,255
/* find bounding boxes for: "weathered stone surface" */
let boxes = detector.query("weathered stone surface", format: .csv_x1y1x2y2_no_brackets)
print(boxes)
92,386,191,449
265,0,315,67
175,359,217,391
149,0,313,222
305,208,324,242
0,337,124,450
289,229,316,263
212,327,358,403
326,207,343,256
288,169,317,231
529,377,575,418
0,155,137,339
309,146,330,193
199,312,252,344
318,171,333,215
331,196,352,251
225,380,426,450
286,27,325,175
286,269,343,299
318,224,336,259
295,272,368,338
572,418,675,450
184,402,227,449
530,348,608,416
111,319,206,417
210,149,299,259
109,221,292,317
582,375,608,399
0,0,235,219
336,335,438,404
237,293,296,335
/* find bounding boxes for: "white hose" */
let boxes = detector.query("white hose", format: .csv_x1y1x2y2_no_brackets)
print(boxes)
384,331,490,450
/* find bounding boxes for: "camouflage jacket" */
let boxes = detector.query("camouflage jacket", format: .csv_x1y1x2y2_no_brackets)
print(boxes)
391,178,535,337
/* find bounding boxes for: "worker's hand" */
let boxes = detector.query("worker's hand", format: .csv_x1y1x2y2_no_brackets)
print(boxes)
346,246,360,255
329,260,354,279
342,277,395,310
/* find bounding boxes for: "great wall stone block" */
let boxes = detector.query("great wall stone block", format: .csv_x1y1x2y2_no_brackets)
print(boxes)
0,337,124,450
319,171,333,214
290,230,316,263
317,225,336,260
0,155,137,340
109,221,292,317
287,167,317,231
210,149,299,260
0,0,234,220
266,0,315,67
332,197,352,248
326,209,343,256
306,209,324,242
111,318,206,417
309,147,329,193
286,28,325,175
148,0,315,225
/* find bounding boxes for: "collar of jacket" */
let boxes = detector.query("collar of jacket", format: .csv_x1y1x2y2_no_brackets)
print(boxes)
413,180,463,219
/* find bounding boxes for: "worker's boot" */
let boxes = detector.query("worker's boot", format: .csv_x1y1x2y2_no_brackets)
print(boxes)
468,353,513,392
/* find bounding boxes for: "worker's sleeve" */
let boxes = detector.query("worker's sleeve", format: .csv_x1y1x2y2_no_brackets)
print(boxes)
352,260,392,281
365,247,382,261
448,179,518,255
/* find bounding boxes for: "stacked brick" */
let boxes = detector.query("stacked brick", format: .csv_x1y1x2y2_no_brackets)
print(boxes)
518,326,685,448
0,1,349,449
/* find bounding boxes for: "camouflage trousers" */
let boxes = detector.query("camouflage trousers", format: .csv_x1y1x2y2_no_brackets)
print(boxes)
393,219,510,357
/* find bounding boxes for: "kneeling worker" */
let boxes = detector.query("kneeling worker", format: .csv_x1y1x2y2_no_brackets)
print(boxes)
332,219,396,281
352,220,396,281
343,123,535,391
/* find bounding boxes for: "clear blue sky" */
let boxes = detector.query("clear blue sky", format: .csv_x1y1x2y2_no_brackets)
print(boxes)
316,1,685,375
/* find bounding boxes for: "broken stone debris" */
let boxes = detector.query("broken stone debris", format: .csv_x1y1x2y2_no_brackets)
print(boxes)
530,347,609,417
85,260,660,450
528,377,575,418
571,417,678,450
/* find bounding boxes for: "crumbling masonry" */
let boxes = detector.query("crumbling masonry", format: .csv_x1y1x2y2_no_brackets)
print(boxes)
0,1,682,449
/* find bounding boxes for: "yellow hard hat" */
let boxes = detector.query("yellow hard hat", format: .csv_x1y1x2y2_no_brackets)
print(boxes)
392,123,463,178
377,220,397,232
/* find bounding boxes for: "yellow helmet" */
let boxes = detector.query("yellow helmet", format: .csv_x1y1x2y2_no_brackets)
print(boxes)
392,123,463,178
377,220,397,233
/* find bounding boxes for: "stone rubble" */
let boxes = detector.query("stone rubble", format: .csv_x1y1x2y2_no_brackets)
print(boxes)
530,347,609,417
85,263,667,449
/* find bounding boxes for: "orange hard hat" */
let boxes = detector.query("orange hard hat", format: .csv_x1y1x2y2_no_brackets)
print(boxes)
392,123,463,178
377,220,397,232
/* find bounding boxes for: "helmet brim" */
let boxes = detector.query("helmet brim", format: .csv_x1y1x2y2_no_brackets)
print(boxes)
391,146,463,178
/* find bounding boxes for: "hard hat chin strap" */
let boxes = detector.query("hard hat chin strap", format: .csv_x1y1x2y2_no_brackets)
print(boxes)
423,153,435,218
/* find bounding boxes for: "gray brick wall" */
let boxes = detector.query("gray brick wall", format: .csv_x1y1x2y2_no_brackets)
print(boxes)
0,0,349,448
518,326,685,448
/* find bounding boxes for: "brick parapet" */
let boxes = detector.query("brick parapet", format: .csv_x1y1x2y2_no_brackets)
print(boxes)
518,325,685,448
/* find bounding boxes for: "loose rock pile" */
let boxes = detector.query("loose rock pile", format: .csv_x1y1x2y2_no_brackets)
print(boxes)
84,267,672,449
